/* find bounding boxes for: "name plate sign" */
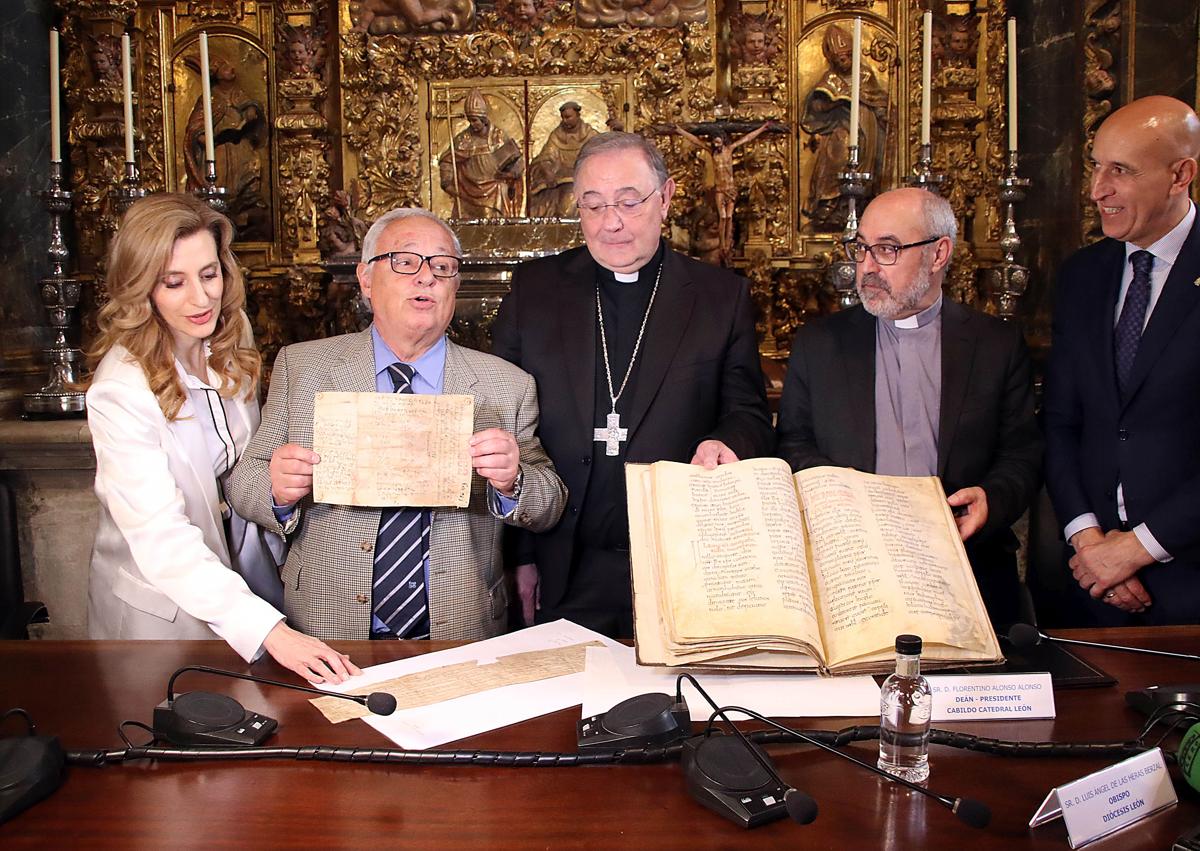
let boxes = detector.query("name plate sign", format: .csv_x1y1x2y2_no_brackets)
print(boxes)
1029,747,1177,848
927,673,1055,721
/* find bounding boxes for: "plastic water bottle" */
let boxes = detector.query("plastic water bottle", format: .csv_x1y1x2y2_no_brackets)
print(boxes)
878,633,932,783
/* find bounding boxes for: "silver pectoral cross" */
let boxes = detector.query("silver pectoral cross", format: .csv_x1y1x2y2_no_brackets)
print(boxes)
593,411,628,457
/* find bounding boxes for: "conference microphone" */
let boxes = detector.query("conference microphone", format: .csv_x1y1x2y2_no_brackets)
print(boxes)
671,674,818,829
155,665,397,747
1008,623,1200,663
681,732,818,828
718,705,990,830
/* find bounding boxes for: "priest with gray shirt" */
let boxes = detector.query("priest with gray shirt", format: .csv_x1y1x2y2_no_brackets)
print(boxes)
776,188,1041,625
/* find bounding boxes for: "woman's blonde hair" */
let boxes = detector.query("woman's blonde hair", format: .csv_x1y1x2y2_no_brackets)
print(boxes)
90,193,260,421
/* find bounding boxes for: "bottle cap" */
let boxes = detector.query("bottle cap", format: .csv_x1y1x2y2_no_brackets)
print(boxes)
895,634,922,655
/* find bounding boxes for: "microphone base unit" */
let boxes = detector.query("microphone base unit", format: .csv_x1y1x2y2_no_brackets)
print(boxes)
0,734,65,825
153,692,277,748
1126,684,1200,719
577,692,691,749
681,734,791,829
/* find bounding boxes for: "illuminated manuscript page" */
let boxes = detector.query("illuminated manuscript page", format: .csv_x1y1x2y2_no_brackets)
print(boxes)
312,391,473,507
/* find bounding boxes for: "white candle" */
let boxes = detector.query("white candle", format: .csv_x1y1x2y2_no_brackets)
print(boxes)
199,32,215,163
849,18,861,149
121,33,135,164
921,11,932,147
49,29,61,163
1007,17,1018,152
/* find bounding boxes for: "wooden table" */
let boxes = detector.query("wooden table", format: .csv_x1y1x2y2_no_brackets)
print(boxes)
2,628,1199,848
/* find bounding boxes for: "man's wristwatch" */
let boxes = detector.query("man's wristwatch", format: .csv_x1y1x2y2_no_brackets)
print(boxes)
505,469,523,500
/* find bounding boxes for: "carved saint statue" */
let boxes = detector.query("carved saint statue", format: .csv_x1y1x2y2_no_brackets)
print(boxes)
670,121,775,266
438,89,524,219
528,102,600,218
800,23,890,231
184,56,271,240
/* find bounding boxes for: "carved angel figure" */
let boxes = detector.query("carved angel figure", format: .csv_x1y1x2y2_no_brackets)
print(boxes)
576,0,706,29
279,24,326,79
497,0,553,29
88,34,122,85
352,0,474,34
731,15,781,67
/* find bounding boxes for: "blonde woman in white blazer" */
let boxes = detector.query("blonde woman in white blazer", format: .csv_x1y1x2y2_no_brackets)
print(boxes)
86,193,359,684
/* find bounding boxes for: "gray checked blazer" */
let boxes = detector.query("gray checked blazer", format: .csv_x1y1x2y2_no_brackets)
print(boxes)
227,332,566,641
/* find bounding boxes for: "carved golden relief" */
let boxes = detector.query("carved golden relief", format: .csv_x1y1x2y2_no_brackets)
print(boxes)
58,0,1020,362
1081,0,1120,244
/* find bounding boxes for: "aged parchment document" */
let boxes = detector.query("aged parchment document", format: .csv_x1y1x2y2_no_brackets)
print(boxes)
310,641,603,723
312,391,474,507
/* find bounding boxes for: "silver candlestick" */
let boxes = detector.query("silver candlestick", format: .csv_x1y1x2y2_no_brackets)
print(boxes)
905,143,945,194
984,150,1032,321
24,161,86,416
829,144,872,309
194,159,227,213
112,160,148,216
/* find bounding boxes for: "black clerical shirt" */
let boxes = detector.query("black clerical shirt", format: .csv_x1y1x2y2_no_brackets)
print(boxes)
569,243,663,608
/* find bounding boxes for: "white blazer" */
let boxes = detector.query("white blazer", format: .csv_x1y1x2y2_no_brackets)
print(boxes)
86,344,285,661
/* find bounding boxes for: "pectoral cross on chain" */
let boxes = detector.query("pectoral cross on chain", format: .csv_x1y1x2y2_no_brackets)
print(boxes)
593,412,628,456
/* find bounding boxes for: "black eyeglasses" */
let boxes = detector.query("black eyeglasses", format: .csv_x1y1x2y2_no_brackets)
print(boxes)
576,187,663,218
843,237,940,266
367,251,461,278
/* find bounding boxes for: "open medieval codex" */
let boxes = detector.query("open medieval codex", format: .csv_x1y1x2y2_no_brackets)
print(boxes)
627,459,1003,675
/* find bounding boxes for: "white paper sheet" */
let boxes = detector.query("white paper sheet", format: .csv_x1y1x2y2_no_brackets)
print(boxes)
581,644,881,721
316,620,623,749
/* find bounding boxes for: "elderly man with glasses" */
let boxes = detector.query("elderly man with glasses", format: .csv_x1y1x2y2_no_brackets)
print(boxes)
776,187,1041,626
228,208,565,641
491,131,774,638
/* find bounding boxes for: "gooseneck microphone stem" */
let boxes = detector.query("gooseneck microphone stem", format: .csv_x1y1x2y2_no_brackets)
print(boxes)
722,708,938,803
1040,633,1200,661
165,665,397,716
1008,623,1200,662
716,707,991,829
167,665,328,703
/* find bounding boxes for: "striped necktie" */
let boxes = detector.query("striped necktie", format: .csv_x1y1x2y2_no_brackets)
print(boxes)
371,362,431,639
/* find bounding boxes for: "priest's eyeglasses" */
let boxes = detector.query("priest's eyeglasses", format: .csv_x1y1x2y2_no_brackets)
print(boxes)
577,187,662,219
843,237,940,266
367,251,461,278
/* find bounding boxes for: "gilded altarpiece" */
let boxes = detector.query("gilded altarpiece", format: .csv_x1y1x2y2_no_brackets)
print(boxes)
58,0,1017,373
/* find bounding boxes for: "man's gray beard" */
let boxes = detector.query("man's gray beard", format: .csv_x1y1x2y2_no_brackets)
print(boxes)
858,264,935,320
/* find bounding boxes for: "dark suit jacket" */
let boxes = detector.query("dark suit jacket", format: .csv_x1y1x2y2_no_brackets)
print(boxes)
491,243,775,609
776,300,1042,624
1044,214,1200,624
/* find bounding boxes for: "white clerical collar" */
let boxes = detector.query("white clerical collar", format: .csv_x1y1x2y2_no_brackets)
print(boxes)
891,294,943,330
613,270,639,283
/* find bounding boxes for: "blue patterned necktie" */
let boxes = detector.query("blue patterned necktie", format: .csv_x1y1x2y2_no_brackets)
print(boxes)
372,363,431,639
1114,250,1154,399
